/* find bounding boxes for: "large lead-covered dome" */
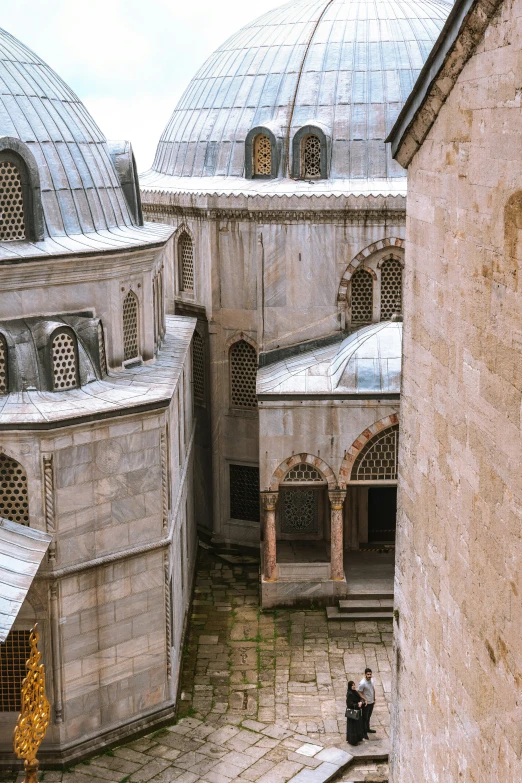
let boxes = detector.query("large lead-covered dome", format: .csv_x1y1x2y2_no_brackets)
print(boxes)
152,0,451,182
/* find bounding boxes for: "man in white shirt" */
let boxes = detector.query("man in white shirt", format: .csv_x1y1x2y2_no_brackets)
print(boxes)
358,667,376,737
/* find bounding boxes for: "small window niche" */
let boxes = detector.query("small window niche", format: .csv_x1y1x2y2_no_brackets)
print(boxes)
245,127,278,179
292,125,330,180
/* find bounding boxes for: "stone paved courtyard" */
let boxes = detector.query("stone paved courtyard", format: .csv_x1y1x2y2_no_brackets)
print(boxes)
13,546,392,783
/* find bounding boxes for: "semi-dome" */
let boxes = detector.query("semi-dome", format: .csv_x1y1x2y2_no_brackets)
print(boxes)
0,26,165,254
257,321,402,395
151,0,451,184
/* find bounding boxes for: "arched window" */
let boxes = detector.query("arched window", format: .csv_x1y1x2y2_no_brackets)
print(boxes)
192,331,205,401
352,425,399,481
350,268,374,324
178,233,194,293
380,258,403,320
98,322,107,376
51,330,78,391
0,159,26,241
253,134,272,177
230,339,257,409
283,464,323,482
302,135,322,178
122,291,139,362
0,629,32,711
0,453,29,525
0,333,8,394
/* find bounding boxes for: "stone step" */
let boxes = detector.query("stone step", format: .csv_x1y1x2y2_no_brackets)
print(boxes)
342,593,394,601
327,607,393,621
339,598,394,612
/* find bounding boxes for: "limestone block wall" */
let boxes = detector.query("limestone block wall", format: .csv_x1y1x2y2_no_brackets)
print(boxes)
392,2,522,780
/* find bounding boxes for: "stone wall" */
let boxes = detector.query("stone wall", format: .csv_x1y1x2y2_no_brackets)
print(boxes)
392,1,522,779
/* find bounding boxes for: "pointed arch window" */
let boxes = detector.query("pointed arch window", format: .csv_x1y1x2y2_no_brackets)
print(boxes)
0,453,29,525
380,258,403,320
51,330,78,391
0,333,8,394
0,160,26,241
350,268,374,324
123,290,139,362
178,233,194,293
253,134,272,177
230,339,257,409
352,426,399,481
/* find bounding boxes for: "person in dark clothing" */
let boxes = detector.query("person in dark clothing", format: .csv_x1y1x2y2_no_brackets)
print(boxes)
345,681,365,745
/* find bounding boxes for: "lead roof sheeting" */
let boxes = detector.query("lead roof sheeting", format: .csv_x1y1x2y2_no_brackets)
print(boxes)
0,517,52,643
152,0,451,181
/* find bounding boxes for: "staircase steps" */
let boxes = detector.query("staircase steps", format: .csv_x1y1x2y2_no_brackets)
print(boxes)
327,592,394,622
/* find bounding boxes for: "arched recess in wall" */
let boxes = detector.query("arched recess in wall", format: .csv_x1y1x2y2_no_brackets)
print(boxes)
245,126,279,179
50,327,79,391
377,254,404,320
0,137,45,241
337,238,405,305
122,290,140,363
269,453,337,492
0,452,29,525
292,125,330,180
177,229,194,294
228,334,258,411
338,414,399,488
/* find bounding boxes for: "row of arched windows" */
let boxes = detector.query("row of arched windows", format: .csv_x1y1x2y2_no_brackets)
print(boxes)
350,258,403,326
247,126,328,180
191,335,258,411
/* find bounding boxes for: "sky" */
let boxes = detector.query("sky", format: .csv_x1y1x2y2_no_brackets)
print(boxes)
1,0,285,171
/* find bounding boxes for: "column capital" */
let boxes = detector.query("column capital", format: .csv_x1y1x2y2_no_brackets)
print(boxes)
261,491,279,511
328,489,347,510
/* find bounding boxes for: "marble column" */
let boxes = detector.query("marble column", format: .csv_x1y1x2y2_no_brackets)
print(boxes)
261,491,279,582
329,489,347,581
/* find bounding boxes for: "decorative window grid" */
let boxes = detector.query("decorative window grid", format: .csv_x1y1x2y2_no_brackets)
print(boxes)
254,134,272,176
179,234,194,292
284,463,323,482
0,630,31,712
230,340,257,409
51,331,77,391
0,161,25,241
0,453,29,525
303,135,321,178
0,334,8,394
352,426,399,481
229,464,260,522
98,323,107,376
380,258,403,320
280,488,319,535
192,332,205,400
123,291,139,362
351,268,373,323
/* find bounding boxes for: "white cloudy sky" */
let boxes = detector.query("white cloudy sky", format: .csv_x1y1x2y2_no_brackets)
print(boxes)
2,0,285,171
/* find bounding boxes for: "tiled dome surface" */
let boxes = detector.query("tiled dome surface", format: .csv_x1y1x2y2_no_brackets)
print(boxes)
153,0,451,181
0,27,136,237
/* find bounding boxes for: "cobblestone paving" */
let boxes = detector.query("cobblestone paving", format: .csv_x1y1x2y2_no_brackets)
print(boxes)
16,548,392,783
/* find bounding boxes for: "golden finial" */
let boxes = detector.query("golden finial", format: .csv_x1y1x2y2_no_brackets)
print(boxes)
13,624,51,783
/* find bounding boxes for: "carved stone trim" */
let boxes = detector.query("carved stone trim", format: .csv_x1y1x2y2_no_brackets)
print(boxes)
50,581,63,723
261,491,279,511
43,455,56,566
164,551,172,679
328,489,347,510
161,428,168,532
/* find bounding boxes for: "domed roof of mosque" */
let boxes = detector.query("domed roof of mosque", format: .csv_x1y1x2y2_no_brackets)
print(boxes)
0,27,167,255
257,321,402,395
150,0,451,185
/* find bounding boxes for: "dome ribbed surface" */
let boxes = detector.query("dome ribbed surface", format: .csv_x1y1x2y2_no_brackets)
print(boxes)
153,0,451,182
0,27,135,237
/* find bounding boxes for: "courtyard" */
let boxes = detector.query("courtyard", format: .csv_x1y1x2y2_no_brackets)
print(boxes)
24,545,392,783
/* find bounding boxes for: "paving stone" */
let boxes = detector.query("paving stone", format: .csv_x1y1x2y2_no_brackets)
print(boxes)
295,744,323,757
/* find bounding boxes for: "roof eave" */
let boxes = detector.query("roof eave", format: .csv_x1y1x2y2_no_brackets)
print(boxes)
387,0,503,168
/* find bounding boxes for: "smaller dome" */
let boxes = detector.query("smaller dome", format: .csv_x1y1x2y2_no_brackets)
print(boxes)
257,321,402,395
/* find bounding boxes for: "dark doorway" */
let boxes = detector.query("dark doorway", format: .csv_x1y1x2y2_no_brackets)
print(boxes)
368,487,397,542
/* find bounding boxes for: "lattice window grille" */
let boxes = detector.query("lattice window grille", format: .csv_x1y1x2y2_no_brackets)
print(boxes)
284,463,324,482
254,134,272,176
98,323,107,376
51,332,77,391
281,488,319,535
230,340,257,409
303,135,321,178
229,464,260,522
0,335,8,394
192,332,205,400
0,453,29,525
351,269,374,323
352,426,399,481
380,259,403,320
123,291,139,362
0,630,31,712
179,234,194,292
0,161,25,241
